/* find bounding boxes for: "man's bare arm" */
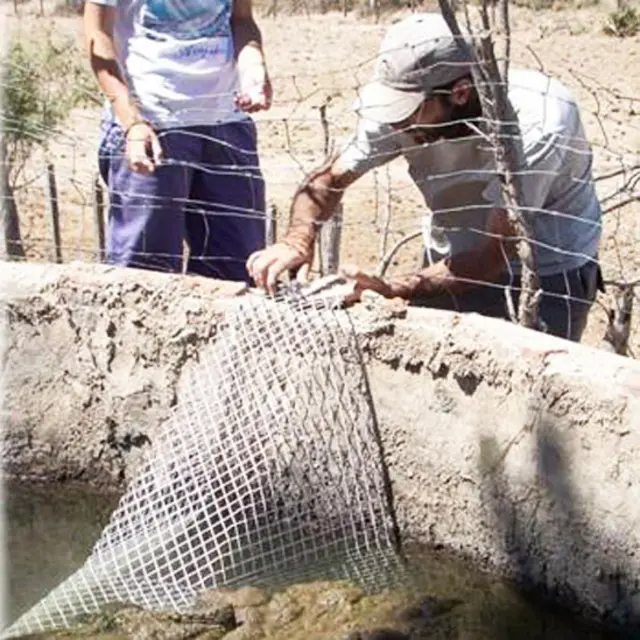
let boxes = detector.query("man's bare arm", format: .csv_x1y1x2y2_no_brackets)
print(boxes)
231,0,272,111
344,208,520,301
84,2,162,172
284,156,361,256
246,155,362,292
231,0,262,55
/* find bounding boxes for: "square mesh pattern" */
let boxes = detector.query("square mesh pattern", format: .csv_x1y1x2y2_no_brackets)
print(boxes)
3,288,400,639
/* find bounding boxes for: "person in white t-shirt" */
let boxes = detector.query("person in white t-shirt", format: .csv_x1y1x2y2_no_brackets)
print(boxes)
84,0,271,281
247,13,603,341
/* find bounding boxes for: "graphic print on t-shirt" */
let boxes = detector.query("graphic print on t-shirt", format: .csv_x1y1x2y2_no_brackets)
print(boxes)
141,0,232,39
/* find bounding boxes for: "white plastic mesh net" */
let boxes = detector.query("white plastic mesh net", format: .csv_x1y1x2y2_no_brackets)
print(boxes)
2,285,400,638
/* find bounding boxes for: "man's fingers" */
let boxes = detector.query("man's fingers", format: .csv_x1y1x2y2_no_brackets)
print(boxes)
248,251,282,292
250,253,273,290
247,243,310,294
236,86,271,113
340,264,368,282
266,255,298,295
128,139,156,174
340,264,391,297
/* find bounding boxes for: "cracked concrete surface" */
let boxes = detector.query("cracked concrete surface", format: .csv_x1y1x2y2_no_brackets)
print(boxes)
2,261,640,627
1,262,246,487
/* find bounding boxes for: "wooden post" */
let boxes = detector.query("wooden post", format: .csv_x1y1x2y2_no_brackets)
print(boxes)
377,165,392,272
265,203,277,247
321,203,343,276
45,163,62,264
93,174,105,261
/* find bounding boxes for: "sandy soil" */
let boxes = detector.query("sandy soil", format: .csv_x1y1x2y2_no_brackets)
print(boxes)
4,1,640,354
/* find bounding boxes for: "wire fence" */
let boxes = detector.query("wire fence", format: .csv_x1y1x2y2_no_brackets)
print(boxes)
1,1,638,356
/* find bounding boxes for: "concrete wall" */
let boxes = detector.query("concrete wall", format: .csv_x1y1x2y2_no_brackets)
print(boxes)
1,262,246,487
359,307,640,628
2,262,640,627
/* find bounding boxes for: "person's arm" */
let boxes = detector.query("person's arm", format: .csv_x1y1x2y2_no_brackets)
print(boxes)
84,3,134,127
284,157,361,262
246,155,362,293
246,117,403,292
343,122,570,303
83,1,162,173
231,0,271,112
342,208,519,301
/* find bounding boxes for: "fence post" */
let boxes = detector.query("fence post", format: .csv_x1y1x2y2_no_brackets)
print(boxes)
321,203,342,276
45,163,62,264
265,203,277,247
93,174,105,261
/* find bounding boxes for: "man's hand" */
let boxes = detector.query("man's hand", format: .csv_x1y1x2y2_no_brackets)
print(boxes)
125,121,163,174
247,242,312,294
340,264,395,305
236,62,272,113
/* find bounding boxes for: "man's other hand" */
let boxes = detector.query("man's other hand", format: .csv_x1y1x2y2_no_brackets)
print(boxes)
247,242,311,295
339,264,394,304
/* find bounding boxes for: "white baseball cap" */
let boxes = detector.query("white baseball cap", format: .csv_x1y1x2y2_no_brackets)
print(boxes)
354,13,475,124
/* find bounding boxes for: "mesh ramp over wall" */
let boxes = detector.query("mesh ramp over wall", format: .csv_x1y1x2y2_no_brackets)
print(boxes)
3,286,401,638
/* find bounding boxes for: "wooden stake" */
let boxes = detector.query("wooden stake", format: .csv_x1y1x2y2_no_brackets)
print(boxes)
93,174,105,261
45,163,62,264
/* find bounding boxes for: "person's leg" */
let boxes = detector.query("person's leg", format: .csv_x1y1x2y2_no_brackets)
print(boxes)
103,124,200,273
185,120,266,283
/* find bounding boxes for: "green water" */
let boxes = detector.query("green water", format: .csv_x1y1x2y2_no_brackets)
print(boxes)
4,481,118,624
3,482,632,639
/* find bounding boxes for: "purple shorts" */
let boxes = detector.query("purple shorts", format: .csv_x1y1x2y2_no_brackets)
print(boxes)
98,119,266,283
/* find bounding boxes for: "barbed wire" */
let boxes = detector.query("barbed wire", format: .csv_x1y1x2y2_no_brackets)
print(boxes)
1,3,638,355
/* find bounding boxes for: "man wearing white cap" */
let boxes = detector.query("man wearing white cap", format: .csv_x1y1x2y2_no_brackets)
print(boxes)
247,13,603,341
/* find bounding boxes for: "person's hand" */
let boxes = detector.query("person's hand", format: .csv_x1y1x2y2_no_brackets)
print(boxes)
247,242,311,294
236,63,272,113
339,264,394,305
125,121,163,174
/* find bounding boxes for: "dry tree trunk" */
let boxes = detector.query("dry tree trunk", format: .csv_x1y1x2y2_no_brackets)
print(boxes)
438,0,542,330
600,284,634,356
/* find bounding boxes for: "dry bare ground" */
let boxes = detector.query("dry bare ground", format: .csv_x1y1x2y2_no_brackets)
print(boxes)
4,0,640,354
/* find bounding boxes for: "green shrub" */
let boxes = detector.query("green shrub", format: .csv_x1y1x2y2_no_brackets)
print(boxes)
603,5,640,37
2,31,99,180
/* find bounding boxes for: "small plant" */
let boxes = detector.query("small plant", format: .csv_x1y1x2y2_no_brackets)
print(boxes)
3,33,98,183
1,30,99,257
603,5,640,37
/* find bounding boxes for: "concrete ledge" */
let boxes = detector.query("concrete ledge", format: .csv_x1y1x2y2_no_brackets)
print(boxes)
2,262,639,627
1,262,246,487
359,307,640,627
